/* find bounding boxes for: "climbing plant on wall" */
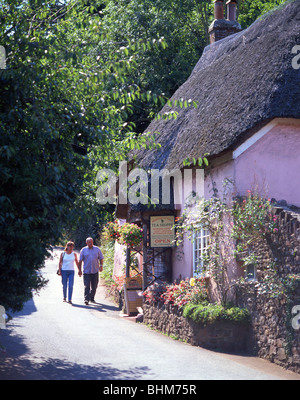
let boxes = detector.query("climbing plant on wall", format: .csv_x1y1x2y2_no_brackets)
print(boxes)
174,186,284,304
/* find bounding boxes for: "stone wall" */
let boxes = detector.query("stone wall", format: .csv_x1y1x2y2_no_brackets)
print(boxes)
236,283,300,373
267,205,300,276
143,302,252,354
235,206,300,373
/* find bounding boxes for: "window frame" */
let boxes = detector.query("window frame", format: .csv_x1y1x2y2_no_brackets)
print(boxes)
193,228,210,278
245,263,256,281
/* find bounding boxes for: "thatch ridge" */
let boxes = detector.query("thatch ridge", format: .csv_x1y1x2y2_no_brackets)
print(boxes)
133,0,300,170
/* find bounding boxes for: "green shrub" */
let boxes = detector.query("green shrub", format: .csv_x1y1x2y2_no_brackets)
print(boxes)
183,303,250,326
98,236,115,286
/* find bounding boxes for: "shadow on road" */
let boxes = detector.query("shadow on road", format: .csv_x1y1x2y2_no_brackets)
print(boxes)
0,325,150,380
0,352,151,380
71,302,120,313
37,358,150,380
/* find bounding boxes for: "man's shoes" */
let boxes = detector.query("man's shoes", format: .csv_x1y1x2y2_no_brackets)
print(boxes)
84,301,89,305
90,299,96,304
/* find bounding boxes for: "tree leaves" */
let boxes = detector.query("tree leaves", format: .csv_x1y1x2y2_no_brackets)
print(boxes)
183,153,209,168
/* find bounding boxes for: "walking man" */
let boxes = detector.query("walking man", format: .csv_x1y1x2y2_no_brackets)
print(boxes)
79,237,104,305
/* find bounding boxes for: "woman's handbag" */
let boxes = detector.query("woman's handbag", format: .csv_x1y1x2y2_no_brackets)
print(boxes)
57,252,65,275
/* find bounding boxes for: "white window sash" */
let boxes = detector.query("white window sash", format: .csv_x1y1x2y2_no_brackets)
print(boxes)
193,229,209,277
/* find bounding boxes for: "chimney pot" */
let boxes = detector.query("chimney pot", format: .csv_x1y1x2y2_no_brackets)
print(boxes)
226,0,237,21
209,0,241,44
214,0,224,20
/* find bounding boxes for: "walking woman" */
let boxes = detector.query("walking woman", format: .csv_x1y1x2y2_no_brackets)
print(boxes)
58,241,80,304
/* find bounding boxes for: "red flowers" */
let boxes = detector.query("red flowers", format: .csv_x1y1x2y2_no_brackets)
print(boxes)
144,278,208,309
103,221,143,248
103,221,120,241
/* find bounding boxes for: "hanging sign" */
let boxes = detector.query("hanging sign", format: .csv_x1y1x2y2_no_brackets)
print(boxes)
150,215,175,248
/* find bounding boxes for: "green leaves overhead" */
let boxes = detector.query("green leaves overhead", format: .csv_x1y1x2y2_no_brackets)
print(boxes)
0,0,169,311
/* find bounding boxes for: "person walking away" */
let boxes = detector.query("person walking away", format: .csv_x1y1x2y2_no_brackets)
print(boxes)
78,237,104,305
58,241,80,304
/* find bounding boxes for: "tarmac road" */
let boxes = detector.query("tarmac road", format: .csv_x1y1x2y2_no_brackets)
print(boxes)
0,248,299,381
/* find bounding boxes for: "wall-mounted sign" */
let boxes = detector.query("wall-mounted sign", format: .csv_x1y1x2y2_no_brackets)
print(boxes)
150,215,175,248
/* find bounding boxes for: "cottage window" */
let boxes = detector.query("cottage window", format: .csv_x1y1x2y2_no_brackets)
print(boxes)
193,229,210,277
246,264,256,281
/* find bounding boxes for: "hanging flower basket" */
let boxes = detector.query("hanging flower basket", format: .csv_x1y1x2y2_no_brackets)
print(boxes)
119,223,143,248
103,221,121,241
103,221,143,248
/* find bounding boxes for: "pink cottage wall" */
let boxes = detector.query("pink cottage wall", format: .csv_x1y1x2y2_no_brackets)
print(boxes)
171,119,300,281
234,120,300,207
172,160,235,281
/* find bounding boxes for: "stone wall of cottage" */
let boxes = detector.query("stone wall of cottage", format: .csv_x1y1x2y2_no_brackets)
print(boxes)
236,286,300,373
236,205,300,373
143,302,252,354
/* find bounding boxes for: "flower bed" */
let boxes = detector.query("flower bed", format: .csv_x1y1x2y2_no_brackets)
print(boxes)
143,278,209,309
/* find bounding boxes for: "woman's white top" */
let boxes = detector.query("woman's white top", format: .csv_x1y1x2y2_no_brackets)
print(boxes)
61,252,75,271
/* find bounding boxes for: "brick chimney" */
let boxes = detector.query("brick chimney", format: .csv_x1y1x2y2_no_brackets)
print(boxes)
209,0,241,44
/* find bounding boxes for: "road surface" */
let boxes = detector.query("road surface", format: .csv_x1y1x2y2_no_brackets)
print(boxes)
0,248,299,381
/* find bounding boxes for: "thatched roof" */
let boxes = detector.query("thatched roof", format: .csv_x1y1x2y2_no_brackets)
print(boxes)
133,0,300,171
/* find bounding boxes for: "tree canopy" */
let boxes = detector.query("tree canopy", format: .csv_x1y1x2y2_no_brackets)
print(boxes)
0,0,165,311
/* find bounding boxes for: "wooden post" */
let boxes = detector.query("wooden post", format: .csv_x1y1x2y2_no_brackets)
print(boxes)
142,224,148,290
125,246,130,278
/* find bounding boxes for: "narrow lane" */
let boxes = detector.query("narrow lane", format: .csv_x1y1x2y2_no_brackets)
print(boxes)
0,249,299,381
